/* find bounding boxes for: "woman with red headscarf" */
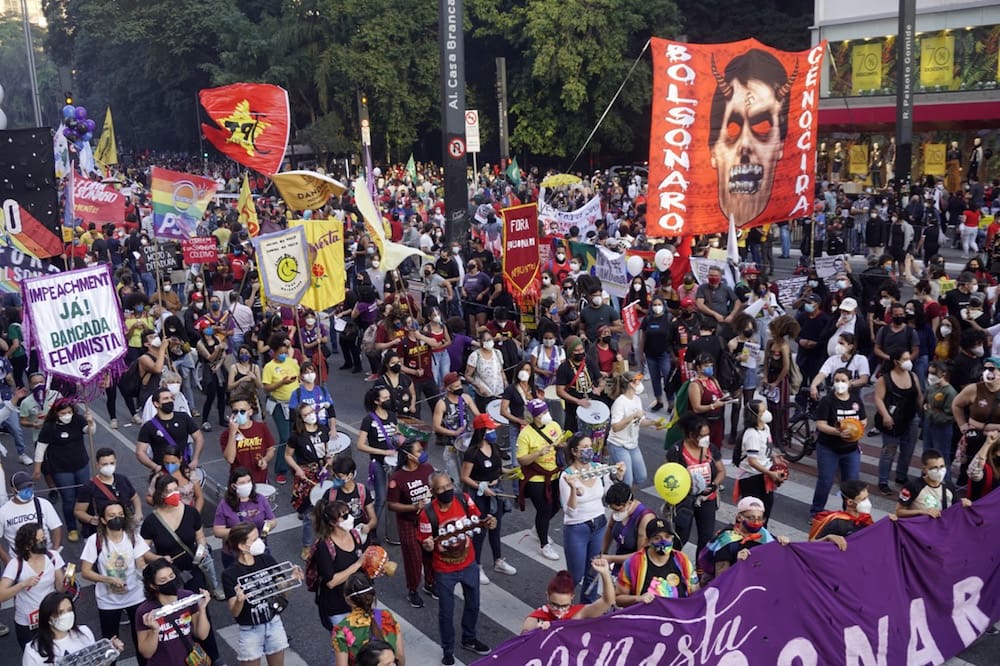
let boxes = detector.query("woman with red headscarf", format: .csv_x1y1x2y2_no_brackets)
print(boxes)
520,557,614,633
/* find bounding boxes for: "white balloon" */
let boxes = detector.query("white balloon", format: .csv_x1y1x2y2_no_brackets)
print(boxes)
655,248,674,271
0,109,6,131
0,82,5,105
626,254,644,276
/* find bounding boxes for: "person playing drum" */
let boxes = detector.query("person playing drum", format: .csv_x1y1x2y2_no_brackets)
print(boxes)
433,372,480,483
285,402,334,560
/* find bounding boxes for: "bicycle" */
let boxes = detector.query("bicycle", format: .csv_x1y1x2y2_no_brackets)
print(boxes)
777,393,818,462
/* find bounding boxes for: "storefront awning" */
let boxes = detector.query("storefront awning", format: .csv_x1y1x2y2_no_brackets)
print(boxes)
819,98,1000,131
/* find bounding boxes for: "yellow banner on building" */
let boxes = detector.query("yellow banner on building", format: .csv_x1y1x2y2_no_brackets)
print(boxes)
291,217,345,311
920,34,955,89
849,145,869,176
851,43,883,94
924,143,947,176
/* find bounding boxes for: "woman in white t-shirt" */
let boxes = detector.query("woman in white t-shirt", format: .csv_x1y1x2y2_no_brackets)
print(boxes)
605,372,657,488
0,523,66,648
809,332,871,400
80,501,151,657
22,592,124,666
735,400,786,525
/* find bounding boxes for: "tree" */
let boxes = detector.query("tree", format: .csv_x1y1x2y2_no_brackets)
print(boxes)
0,17,61,128
674,0,813,51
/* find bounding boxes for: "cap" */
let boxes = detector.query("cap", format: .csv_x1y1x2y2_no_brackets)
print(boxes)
736,496,765,514
680,296,696,309
564,335,584,356
190,291,204,301
473,413,499,430
645,517,674,539
839,297,858,312
10,471,32,491
526,399,549,418
443,371,461,387
805,293,822,303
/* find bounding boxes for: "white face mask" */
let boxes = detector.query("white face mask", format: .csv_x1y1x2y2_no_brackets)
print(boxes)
517,370,531,382
248,538,267,556
150,336,162,348
591,296,603,307
880,298,892,309
611,510,629,523
59,413,73,425
303,412,318,425
899,360,913,371
926,468,946,484
432,314,442,324
634,382,644,395
167,383,181,395
652,305,664,315
927,374,941,386
698,435,711,448
543,338,555,347
542,277,551,285
939,325,952,337
632,283,642,292
163,284,172,292
236,483,253,498
482,340,495,350
855,498,872,514
833,381,849,395
570,263,581,271
372,260,380,269
302,372,317,384
761,411,773,424
973,346,986,358
538,413,553,426
834,344,847,357
305,318,316,326
339,515,356,532
51,612,75,633
99,464,116,477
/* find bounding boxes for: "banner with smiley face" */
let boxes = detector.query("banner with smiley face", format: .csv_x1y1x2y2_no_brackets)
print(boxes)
251,226,311,306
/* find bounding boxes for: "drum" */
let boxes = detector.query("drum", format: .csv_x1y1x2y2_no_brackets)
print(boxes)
577,401,611,455
309,479,334,507
397,417,432,443
256,483,278,512
486,399,508,425
329,432,351,455
543,385,559,401
190,467,206,489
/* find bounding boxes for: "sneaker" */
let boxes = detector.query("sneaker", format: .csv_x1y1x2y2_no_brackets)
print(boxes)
493,558,517,575
276,474,288,485
462,639,491,655
479,568,490,585
18,453,33,466
424,584,439,600
408,591,425,608
540,543,560,561
442,655,455,665
364,373,379,382
192,410,201,418
894,478,907,486
131,414,141,425
300,547,310,562
879,483,894,497
67,530,79,543
202,422,212,432
109,418,118,430
650,401,664,412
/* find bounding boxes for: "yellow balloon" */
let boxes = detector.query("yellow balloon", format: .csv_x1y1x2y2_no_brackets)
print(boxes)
654,462,692,505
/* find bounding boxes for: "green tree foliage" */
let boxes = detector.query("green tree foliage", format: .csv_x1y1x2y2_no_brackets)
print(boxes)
0,17,61,129
674,0,812,51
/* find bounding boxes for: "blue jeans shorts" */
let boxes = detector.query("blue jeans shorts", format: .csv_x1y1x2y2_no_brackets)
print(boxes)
237,615,289,661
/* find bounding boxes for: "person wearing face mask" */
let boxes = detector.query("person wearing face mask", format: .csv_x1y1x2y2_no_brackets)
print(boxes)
516,399,566,561
695,267,742,338
810,333,870,401
262,338,300,484
600,482,656,570
952,357,1000,481
226,345,262,413
387,441,436,609
640,298,674,413
141,475,223,603
22,592,111,666
735,400,785,525
461,258,493,334
686,353,727,445
135,559,213,666
146,446,205,513
794,293,831,392
296,309,331,383
183,291,207,342
419,471,496,663
399,315,442,417
312,500,366,630
932,315,961,362
605,372,655,489
967,430,1000,501
0,472,63,570
668,297,702,382
704,496,789,580
808,481,876,551
222,522,299,666
222,397,275,486
614,518,698,607
950,328,989,391
943,271,977,331
548,249,572,284
136,389,204,477
79,501,148,659
213,468,276,569
579,287,622,342
521,559,615,633
464,331,506,413
874,350,922,496
422,306,453,389
896,449,972,519
18,373,60,466
666,415,725,558
555,336,603,434
150,277,181,315
289,361,337,428
74,448,142,539
567,257,584,281
0,521,66,647
32,399,95,543
874,302,919,366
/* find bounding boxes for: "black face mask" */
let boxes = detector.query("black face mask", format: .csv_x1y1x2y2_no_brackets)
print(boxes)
106,517,126,531
892,316,905,325
159,402,174,415
572,352,585,360
450,388,464,396
600,336,611,344
389,363,402,373
157,579,180,596
31,540,48,555
437,489,455,505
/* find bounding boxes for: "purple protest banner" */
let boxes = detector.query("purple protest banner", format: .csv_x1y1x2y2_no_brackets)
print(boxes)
476,492,1000,665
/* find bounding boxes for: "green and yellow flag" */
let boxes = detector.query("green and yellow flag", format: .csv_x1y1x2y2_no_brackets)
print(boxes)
94,107,118,167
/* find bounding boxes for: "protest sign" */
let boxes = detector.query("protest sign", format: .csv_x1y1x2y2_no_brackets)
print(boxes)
689,256,736,288
774,276,807,310
181,237,219,264
479,492,1000,666
596,246,629,298
537,195,602,238
72,177,124,227
252,227,310,306
501,203,541,300
815,254,847,278
21,264,126,387
143,244,176,272
622,302,640,336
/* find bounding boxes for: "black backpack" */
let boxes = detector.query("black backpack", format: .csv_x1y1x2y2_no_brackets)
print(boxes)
117,357,143,399
716,351,744,394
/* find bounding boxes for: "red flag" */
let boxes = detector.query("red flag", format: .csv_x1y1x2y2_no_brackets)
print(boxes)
500,203,540,301
622,302,640,336
199,83,290,176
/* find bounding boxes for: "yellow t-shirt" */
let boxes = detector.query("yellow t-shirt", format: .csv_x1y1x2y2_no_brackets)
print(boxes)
125,314,155,348
262,358,301,402
516,421,562,482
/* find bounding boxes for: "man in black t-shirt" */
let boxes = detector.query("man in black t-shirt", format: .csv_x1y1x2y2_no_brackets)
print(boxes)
137,388,204,473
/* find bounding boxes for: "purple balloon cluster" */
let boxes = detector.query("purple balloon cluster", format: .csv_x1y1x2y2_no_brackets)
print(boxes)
61,104,95,152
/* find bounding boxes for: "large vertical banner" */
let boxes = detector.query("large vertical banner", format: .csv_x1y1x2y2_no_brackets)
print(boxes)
501,204,540,302
150,167,217,240
924,143,946,176
896,0,916,191
851,42,883,94
0,129,64,259
439,0,468,245
647,38,826,237
920,33,955,89
251,227,311,306
292,218,346,311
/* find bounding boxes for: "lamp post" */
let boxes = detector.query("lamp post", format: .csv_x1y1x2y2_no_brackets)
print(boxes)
21,0,44,127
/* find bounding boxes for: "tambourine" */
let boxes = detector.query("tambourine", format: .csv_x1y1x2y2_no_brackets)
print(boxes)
360,545,398,578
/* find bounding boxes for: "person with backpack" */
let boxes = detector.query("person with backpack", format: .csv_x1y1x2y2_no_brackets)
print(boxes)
73,448,142,540
0,472,63,570
308,500,364,630
332,572,405,666
386,440,436,609
0,522,66,648
79,501,149,662
874,349,923,497
286,401,336,561
734,400,784,526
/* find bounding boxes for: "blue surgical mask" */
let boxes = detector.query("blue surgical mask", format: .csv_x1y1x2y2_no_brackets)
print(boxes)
17,488,33,502
650,539,672,554
331,477,346,489
164,463,180,474
702,366,715,378
135,304,144,313
417,451,429,465
276,353,288,363
235,413,249,426
204,327,215,337
484,431,497,444
239,353,251,362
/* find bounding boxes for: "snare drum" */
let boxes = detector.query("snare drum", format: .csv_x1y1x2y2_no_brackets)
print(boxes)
329,432,351,455
486,399,508,425
256,483,278,512
309,480,334,507
577,401,611,454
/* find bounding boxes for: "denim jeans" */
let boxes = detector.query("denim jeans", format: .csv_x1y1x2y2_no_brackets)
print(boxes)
913,355,930,393
432,352,451,391
435,563,481,656
606,444,647,487
3,409,26,454
52,463,91,531
810,444,861,515
563,514,606,604
645,354,671,403
270,402,290,476
779,225,791,257
923,418,954,470
369,459,389,521
879,421,917,485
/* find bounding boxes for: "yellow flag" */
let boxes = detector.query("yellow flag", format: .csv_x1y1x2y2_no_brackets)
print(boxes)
920,34,955,89
851,43,883,94
94,107,118,167
292,217,345,311
238,174,259,236
352,177,426,270
271,170,347,211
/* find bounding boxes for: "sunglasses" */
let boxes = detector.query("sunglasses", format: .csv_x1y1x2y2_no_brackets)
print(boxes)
233,409,249,415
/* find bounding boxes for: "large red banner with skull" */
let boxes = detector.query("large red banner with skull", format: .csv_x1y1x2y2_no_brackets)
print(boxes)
646,38,826,237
